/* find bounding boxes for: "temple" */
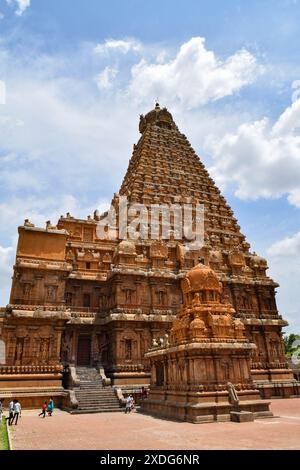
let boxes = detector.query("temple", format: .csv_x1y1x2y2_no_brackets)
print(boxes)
0,103,299,410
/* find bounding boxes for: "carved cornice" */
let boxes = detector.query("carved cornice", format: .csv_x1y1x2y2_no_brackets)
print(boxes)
0,364,63,374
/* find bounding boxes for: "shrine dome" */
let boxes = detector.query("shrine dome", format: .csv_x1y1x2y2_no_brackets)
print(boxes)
116,240,136,255
139,103,176,133
250,252,268,268
181,263,222,294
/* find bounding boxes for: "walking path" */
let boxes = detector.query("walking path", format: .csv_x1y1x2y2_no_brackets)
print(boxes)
8,398,300,450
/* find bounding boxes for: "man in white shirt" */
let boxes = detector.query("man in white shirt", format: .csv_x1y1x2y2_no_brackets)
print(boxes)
7,399,14,426
12,400,21,425
125,396,132,414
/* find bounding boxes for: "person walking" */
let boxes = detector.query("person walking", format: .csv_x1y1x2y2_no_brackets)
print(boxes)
38,401,47,418
47,397,54,417
129,395,135,412
125,395,132,414
7,399,14,426
12,400,21,425
140,387,148,401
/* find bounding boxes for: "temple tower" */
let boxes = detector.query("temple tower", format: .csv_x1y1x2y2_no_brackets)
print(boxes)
0,103,298,407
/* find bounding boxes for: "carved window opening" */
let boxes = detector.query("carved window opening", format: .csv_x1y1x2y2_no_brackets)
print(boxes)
157,290,167,306
125,339,132,360
83,227,93,242
86,262,91,270
155,362,164,386
65,292,73,306
83,293,91,308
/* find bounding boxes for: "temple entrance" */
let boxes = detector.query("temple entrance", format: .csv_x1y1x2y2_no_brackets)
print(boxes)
77,335,91,366
155,362,164,386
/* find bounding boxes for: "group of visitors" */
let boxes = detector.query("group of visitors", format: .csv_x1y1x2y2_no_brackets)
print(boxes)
0,397,55,425
125,395,135,413
124,387,149,414
0,399,22,425
38,397,54,418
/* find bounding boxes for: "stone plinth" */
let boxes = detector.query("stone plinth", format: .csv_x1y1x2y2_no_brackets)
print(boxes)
230,411,254,423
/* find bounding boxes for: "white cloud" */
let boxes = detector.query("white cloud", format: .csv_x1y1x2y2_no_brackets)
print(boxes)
94,38,141,56
267,233,300,333
128,37,262,108
0,245,14,305
0,80,6,104
96,66,118,90
6,0,30,16
0,195,110,241
288,189,300,206
268,231,300,257
206,98,300,206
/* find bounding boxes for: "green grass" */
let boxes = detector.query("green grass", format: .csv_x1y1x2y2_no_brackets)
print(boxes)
0,417,10,450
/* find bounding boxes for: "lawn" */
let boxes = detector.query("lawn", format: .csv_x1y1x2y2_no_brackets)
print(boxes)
0,417,10,450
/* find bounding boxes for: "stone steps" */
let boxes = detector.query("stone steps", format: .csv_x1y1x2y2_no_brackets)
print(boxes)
73,366,122,414
77,398,113,401
76,392,116,396
70,408,122,414
77,401,118,406
79,383,104,389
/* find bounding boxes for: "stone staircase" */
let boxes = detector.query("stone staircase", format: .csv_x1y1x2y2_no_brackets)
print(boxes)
71,367,122,414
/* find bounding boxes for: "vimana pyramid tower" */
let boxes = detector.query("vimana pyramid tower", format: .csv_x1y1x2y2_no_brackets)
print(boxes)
0,103,298,410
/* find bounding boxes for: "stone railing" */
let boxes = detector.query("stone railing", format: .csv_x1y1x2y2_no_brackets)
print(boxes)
0,364,63,374
259,314,283,320
70,307,99,314
96,365,111,386
251,362,288,370
164,383,253,392
9,304,66,312
235,313,257,319
109,364,146,373
115,388,126,406
63,365,80,388
71,312,98,320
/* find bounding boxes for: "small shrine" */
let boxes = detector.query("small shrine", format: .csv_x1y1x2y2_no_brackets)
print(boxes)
142,263,273,423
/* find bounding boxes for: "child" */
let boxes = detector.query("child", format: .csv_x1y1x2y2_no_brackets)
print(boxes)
38,401,47,418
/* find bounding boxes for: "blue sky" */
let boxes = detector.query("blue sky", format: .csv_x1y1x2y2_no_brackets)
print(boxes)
0,0,299,332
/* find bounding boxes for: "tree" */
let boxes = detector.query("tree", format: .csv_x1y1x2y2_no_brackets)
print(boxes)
283,333,300,359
